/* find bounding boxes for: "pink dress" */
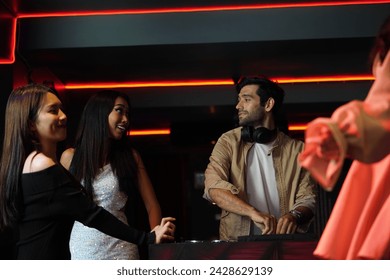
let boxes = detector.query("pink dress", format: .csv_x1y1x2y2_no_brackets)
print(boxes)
299,53,390,259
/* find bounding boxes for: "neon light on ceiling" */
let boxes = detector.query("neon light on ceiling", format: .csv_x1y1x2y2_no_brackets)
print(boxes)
1,1,389,64
62,75,374,89
16,1,390,18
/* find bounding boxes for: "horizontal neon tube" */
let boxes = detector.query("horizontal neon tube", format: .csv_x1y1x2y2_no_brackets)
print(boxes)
3,1,388,65
128,129,171,136
275,75,374,83
64,80,233,89
17,1,390,18
289,125,308,131
63,75,374,89
128,125,307,136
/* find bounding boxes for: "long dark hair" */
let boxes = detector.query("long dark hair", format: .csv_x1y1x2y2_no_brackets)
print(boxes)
69,90,138,199
0,83,54,230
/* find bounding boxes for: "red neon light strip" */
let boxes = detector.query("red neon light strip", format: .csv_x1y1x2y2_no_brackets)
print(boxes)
128,129,171,136
289,125,308,131
17,1,390,18
275,75,374,83
63,75,374,90
129,125,307,136
2,1,388,65
0,17,17,64
64,80,233,89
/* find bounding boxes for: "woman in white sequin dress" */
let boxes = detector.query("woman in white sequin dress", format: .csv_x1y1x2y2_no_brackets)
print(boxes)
61,90,164,259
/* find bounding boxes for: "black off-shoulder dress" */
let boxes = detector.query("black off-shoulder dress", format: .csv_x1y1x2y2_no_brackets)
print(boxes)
17,164,155,259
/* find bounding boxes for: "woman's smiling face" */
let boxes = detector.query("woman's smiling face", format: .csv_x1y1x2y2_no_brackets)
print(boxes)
108,96,130,140
33,92,67,144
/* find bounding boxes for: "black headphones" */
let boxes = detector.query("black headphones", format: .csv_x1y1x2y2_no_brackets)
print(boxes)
241,126,277,144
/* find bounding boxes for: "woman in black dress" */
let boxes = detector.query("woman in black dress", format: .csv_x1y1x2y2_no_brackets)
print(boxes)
0,83,175,259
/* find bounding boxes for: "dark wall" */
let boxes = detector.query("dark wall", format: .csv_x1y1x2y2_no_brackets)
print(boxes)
0,64,17,259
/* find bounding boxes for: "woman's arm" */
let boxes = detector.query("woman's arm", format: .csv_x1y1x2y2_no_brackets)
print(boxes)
132,149,162,229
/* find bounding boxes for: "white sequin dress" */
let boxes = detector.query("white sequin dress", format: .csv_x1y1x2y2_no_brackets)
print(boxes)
69,164,139,259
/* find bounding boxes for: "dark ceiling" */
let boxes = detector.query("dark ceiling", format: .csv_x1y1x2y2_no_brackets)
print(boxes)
1,0,390,140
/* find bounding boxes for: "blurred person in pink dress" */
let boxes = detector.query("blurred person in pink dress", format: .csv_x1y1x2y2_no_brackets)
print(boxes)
299,16,390,260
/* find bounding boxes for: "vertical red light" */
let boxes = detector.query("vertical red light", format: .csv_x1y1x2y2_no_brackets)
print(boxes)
0,15,16,64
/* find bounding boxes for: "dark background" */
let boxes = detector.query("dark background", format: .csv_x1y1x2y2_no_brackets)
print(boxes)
1,0,389,259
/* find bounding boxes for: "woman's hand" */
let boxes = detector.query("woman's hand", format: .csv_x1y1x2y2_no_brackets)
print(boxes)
307,125,340,161
151,217,176,244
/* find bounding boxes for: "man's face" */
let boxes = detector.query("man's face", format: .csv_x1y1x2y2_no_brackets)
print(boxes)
236,84,265,127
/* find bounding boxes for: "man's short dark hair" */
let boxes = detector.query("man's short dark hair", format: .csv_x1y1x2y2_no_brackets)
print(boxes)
235,76,285,113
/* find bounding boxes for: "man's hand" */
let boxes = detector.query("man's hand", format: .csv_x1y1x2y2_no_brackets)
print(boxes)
276,213,297,234
250,211,277,234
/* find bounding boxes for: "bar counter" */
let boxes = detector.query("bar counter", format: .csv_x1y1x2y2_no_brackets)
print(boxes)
149,234,319,260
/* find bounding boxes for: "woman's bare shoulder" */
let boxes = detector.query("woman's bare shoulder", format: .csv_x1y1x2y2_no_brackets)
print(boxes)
60,148,75,170
23,152,56,173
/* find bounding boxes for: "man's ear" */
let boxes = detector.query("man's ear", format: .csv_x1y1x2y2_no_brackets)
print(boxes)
265,97,275,112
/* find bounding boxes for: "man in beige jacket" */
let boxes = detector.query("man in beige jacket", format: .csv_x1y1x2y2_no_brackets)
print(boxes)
204,76,317,241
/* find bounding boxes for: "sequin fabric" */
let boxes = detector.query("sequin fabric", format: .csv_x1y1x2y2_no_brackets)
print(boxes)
69,164,139,259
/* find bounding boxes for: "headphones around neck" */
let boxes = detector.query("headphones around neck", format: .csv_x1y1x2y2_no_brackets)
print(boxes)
241,126,277,144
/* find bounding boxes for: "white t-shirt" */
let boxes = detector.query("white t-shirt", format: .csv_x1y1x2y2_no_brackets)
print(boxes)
246,142,280,234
